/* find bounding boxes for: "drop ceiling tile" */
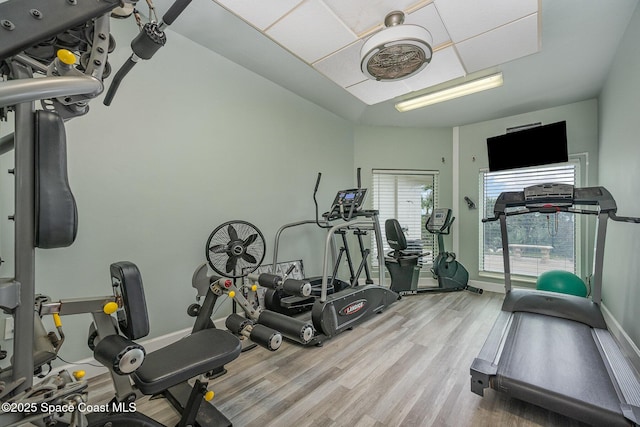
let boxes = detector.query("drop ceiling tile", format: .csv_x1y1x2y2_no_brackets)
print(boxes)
347,79,411,105
434,0,537,43
404,46,466,91
456,13,539,73
322,0,425,35
313,41,366,88
214,0,303,31
266,0,357,63
404,3,451,46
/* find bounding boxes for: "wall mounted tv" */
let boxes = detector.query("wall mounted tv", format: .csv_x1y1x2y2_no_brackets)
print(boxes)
486,121,568,172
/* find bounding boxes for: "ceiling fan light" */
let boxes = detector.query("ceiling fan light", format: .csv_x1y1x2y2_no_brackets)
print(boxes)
360,24,433,81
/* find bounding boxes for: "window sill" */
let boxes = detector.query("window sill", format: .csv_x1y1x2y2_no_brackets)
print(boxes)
478,271,537,284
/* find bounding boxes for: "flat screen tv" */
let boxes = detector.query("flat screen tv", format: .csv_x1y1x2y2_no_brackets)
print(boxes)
486,121,568,172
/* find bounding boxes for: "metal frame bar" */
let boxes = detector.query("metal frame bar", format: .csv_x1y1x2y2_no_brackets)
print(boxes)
10,62,36,394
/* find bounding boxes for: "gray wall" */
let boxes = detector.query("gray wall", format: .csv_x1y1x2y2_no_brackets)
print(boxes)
597,3,640,347
457,99,599,288
0,19,353,363
353,125,453,210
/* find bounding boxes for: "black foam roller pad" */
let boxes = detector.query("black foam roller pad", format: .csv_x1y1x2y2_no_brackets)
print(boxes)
258,310,314,344
249,324,282,351
94,334,145,375
225,313,253,335
257,273,282,289
282,279,312,297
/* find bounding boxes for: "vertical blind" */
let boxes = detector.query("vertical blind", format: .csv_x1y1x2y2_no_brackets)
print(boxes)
480,163,578,277
371,169,438,270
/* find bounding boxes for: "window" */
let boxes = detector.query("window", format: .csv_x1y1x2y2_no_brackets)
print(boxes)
371,169,438,274
479,163,579,278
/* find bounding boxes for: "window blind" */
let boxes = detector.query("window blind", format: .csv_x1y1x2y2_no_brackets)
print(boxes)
371,169,438,272
480,163,578,277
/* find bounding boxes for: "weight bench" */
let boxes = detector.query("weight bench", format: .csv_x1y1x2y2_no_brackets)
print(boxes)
92,261,242,427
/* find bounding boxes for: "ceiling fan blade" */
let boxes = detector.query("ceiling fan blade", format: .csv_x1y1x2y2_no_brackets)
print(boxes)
226,255,238,273
241,252,257,264
209,244,228,254
242,233,258,247
227,224,238,241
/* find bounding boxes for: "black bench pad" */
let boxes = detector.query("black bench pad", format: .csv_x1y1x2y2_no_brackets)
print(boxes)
132,329,241,396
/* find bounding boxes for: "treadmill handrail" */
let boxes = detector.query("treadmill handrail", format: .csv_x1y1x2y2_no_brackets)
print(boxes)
482,205,601,223
492,186,617,217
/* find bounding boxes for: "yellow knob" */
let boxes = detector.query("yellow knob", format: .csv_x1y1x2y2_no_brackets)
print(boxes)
251,285,258,292
73,370,86,380
57,49,76,65
204,391,215,401
103,301,119,315
228,291,236,299
53,313,62,328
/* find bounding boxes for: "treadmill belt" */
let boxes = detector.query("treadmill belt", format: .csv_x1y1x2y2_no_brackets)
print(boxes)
497,312,627,426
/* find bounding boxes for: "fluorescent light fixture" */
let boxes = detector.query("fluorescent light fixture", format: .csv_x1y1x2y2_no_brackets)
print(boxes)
395,73,503,112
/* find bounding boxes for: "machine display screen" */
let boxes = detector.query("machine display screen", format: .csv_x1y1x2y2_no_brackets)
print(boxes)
331,188,367,211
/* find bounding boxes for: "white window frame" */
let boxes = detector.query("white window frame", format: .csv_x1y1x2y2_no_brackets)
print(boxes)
371,169,439,276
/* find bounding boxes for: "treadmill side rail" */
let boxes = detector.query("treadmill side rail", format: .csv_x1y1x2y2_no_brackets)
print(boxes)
470,358,497,396
593,328,640,424
470,310,512,396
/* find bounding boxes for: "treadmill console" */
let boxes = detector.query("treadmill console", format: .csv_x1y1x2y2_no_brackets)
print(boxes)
524,183,574,207
426,208,452,233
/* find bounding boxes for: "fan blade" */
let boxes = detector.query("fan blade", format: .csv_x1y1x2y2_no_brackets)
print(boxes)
241,252,257,264
242,233,258,247
227,224,238,241
209,244,228,254
226,255,238,273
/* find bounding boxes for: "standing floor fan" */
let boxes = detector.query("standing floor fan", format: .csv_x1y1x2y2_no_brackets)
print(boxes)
206,220,266,278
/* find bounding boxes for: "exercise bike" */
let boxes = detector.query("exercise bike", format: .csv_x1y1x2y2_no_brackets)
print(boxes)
385,208,482,295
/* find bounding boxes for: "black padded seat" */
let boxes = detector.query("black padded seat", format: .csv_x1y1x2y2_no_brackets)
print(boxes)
132,329,241,396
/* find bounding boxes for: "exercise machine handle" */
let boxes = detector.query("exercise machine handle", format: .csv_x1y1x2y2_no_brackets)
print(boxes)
314,172,323,228
482,216,500,223
104,0,192,105
162,0,193,26
609,212,640,223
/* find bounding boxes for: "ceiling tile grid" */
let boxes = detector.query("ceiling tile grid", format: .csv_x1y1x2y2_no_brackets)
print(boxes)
265,0,358,63
212,0,541,106
214,0,304,31
455,13,540,73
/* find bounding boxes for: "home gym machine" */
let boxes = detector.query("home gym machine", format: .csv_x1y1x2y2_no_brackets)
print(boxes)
0,0,251,425
385,208,482,295
187,220,289,351
258,171,399,346
470,184,640,426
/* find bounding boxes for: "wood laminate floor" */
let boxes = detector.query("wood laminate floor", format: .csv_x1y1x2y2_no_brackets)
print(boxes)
82,291,589,426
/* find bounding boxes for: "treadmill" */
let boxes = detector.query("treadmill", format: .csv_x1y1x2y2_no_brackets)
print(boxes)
470,184,640,426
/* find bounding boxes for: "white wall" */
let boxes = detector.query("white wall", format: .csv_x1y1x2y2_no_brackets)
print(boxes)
598,2,640,348
1,18,353,363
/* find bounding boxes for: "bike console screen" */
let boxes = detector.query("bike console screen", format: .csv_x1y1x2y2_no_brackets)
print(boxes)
426,208,452,233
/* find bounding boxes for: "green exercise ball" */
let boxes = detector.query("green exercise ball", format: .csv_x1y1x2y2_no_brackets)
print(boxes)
536,270,587,297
